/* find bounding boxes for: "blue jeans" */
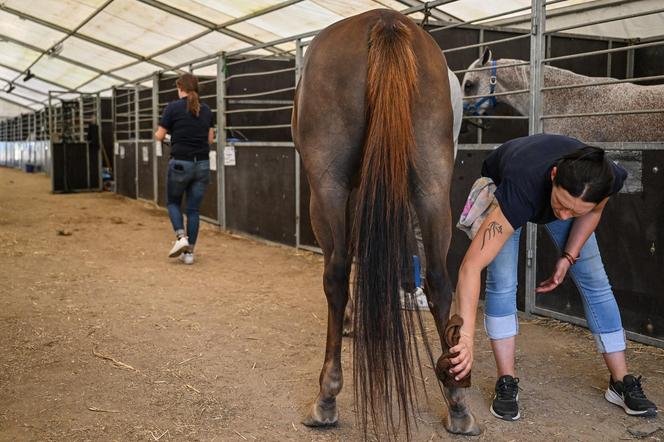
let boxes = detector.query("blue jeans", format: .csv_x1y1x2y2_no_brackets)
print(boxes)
167,159,210,248
484,218,626,353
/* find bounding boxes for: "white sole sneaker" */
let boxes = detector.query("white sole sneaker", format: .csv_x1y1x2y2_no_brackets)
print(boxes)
168,236,190,258
605,387,657,416
180,253,194,265
490,393,521,421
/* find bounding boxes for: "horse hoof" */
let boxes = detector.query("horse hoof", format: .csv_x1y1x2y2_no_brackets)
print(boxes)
444,411,481,436
302,401,339,427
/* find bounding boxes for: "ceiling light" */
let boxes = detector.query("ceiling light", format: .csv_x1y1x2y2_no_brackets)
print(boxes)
6,83,15,93
23,70,34,82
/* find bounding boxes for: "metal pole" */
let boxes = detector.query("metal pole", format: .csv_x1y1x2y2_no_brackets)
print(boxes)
84,95,90,188
152,72,159,203
134,87,139,198
626,43,635,79
96,92,102,189
525,0,546,318
111,86,116,191
294,39,303,248
216,54,227,229
477,28,484,145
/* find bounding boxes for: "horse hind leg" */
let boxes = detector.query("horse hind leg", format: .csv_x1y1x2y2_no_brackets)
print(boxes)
302,188,352,427
411,191,480,436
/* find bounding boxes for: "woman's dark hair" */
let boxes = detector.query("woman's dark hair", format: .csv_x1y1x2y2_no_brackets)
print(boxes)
554,145,614,203
175,73,200,117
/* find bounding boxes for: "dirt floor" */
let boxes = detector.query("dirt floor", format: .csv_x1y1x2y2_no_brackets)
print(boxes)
0,168,662,442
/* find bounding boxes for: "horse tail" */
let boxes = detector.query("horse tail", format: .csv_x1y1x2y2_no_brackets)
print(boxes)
352,16,420,439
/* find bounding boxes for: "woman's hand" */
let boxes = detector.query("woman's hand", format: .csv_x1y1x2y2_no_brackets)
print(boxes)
449,332,474,381
536,257,571,293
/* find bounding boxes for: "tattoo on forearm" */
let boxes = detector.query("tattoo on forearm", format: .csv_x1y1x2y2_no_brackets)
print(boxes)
481,221,503,250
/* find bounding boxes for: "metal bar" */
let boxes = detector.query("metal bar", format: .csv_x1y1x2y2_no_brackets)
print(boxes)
545,7,664,35
230,141,295,147
542,109,664,119
464,88,530,100
225,124,291,130
525,0,546,319
225,87,295,99
531,306,663,349
542,74,664,92
443,33,529,53
463,115,529,120
228,99,293,105
224,106,293,114
453,61,530,75
298,244,322,254
543,40,664,63
197,78,217,86
226,54,293,67
225,67,296,82
217,55,227,230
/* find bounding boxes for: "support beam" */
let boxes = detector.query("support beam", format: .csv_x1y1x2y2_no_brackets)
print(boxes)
0,95,34,111
0,62,75,93
0,4,172,72
77,0,302,92
0,32,131,84
137,0,292,56
396,0,461,22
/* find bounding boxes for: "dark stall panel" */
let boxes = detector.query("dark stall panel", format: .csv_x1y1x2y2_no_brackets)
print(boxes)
535,150,664,342
101,97,114,170
225,146,295,245
137,141,154,201
115,142,136,199
51,142,91,193
225,58,295,142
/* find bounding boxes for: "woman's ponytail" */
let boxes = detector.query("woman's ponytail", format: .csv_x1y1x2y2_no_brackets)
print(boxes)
187,90,200,117
176,73,201,117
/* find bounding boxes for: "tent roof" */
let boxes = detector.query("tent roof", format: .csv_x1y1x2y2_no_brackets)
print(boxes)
0,0,661,118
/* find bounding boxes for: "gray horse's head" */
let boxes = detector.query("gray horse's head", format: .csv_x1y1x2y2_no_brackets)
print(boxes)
461,48,498,115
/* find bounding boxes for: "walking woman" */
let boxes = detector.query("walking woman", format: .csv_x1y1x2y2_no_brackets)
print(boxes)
155,73,214,265
449,134,657,421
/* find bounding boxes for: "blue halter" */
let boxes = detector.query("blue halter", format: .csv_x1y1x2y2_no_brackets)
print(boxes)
463,60,498,116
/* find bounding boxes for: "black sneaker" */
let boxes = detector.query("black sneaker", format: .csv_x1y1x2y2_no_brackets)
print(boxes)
490,375,520,421
605,374,657,417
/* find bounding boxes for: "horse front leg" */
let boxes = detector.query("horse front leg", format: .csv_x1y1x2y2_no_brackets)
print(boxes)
303,193,350,427
413,194,481,436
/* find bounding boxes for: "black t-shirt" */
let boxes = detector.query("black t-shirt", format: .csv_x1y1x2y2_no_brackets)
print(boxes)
481,134,627,229
160,98,214,157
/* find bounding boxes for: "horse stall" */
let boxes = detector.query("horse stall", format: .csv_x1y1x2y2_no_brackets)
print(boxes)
48,93,102,193
155,74,179,207
113,87,137,199
217,51,297,245
424,3,664,347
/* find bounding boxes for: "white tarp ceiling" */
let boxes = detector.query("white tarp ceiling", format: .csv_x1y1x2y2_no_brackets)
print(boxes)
0,0,661,118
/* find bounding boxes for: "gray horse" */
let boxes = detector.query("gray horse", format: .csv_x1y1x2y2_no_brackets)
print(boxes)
462,49,664,141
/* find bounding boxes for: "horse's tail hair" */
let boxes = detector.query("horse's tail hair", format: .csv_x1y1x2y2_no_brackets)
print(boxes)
352,16,420,440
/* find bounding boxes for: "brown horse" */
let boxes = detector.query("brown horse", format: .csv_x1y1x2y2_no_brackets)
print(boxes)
292,9,479,439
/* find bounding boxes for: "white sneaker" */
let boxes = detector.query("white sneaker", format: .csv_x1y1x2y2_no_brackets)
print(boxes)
180,252,194,265
168,236,190,258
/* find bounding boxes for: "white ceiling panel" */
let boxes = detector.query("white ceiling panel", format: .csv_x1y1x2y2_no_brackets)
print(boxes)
78,0,207,56
59,36,137,72
31,57,98,89
0,10,66,50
